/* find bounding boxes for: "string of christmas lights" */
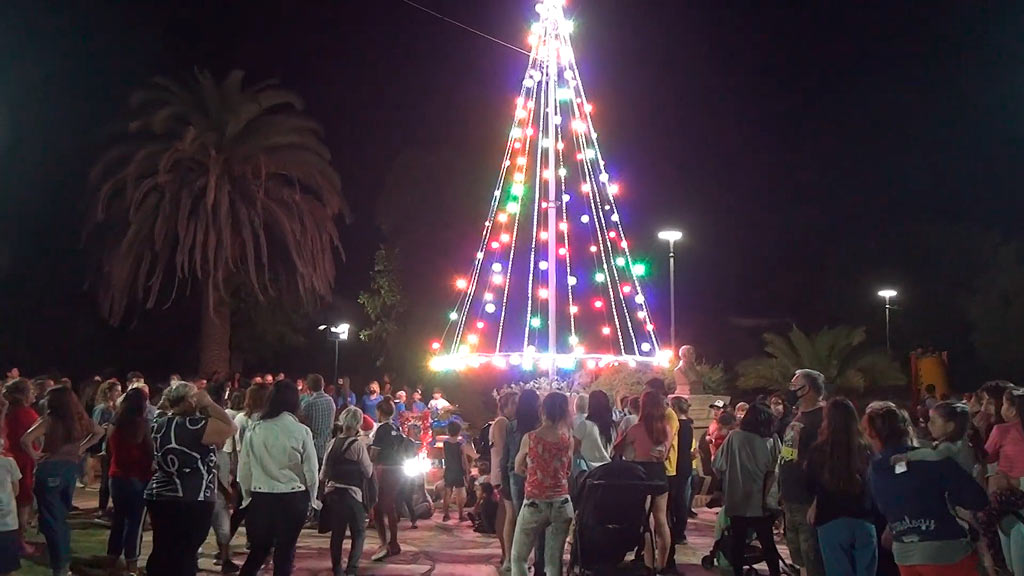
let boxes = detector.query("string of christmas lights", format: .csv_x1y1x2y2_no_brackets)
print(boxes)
431,0,668,373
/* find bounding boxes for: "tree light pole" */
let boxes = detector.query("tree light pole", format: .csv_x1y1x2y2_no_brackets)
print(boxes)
877,290,897,354
318,323,350,385
658,230,684,355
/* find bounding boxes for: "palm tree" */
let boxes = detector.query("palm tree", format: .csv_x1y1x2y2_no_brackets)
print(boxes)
736,325,906,397
88,69,349,376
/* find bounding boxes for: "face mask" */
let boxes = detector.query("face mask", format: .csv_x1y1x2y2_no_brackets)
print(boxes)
785,385,807,407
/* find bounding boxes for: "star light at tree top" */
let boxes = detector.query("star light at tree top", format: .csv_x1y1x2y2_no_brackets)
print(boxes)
429,0,669,374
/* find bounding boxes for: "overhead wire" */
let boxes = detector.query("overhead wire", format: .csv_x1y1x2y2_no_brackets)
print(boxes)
397,0,532,56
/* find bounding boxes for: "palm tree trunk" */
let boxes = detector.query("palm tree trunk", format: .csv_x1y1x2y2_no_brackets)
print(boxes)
199,285,231,378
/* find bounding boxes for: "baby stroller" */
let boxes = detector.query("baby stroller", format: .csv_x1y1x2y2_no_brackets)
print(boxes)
700,511,796,575
568,460,667,576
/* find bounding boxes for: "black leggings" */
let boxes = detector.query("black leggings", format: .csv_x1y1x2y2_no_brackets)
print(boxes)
240,491,310,576
728,515,781,576
146,499,214,576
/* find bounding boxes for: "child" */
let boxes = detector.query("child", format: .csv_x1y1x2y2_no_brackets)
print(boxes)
976,388,1024,573
890,401,985,481
471,482,499,534
0,434,22,576
440,420,477,522
710,411,738,459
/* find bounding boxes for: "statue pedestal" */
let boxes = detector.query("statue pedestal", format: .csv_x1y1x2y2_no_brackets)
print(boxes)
681,394,731,431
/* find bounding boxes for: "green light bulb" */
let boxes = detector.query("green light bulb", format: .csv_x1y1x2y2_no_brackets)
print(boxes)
530,317,541,328
594,272,605,283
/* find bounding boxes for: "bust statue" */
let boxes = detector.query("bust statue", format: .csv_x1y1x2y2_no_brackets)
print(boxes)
673,345,703,396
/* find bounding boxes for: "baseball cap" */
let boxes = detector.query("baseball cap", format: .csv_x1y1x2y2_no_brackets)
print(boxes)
709,399,726,409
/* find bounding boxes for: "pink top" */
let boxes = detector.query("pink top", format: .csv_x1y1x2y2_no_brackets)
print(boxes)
624,421,669,463
986,422,1024,479
524,430,572,500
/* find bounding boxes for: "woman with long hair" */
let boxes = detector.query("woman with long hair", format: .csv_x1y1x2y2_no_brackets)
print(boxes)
238,380,319,576
228,383,270,539
145,382,237,576
865,403,988,574
21,387,104,576
369,396,407,561
713,401,782,576
511,392,574,576
502,388,543,574
574,389,616,470
91,378,121,519
769,392,793,439
806,398,876,576
2,378,38,555
977,380,1013,441
976,388,1024,574
614,389,672,572
105,388,153,575
490,390,518,568
319,406,372,576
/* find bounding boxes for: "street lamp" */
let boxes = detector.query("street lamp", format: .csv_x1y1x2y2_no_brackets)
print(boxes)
877,290,897,354
318,323,351,385
657,230,684,354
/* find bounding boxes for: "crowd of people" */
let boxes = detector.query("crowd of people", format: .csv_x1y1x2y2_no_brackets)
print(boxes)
0,368,455,576
3,363,1024,576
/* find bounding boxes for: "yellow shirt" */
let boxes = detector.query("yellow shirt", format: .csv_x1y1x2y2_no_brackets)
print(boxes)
664,409,679,476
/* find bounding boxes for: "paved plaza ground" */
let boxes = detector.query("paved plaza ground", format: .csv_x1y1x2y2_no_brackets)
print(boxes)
17,487,792,575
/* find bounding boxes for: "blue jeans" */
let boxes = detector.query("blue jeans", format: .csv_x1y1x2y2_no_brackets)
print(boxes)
35,459,79,574
511,474,547,575
511,496,574,576
107,476,147,561
816,517,877,576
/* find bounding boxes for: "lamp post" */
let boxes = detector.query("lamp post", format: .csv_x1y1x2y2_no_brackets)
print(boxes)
657,230,684,354
877,290,897,354
317,322,351,385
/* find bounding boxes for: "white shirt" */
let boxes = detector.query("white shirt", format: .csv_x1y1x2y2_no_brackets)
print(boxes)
227,412,256,454
428,397,451,412
574,419,615,468
0,456,21,530
238,412,320,509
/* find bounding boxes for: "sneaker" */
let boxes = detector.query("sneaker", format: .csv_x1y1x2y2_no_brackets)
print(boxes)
221,559,240,574
371,547,389,562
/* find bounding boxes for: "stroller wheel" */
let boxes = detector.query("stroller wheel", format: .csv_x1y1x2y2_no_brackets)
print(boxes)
700,555,715,570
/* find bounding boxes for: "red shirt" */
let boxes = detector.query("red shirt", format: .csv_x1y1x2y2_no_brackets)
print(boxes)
5,405,38,467
524,430,572,500
986,422,1024,480
108,426,154,481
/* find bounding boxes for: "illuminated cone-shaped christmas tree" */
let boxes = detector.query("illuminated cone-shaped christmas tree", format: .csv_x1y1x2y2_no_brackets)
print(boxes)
430,0,668,374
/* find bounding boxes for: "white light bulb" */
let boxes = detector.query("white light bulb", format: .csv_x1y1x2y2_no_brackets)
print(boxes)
567,275,577,286
634,294,645,304
485,303,497,314
610,213,620,222
539,260,549,270
640,342,652,353
491,262,503,273
580,215,590,224
599,173,610,183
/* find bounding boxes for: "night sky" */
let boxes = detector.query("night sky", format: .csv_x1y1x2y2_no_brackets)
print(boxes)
1,1,1023,382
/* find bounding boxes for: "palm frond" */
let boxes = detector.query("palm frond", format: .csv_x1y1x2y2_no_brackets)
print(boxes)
88,69,347,325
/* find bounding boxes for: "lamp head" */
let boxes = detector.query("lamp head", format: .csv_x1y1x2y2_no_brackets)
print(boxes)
877,289,898,299
657,230,683,242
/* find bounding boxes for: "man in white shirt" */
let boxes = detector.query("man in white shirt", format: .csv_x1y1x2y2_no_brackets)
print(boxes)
427,388,452,413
